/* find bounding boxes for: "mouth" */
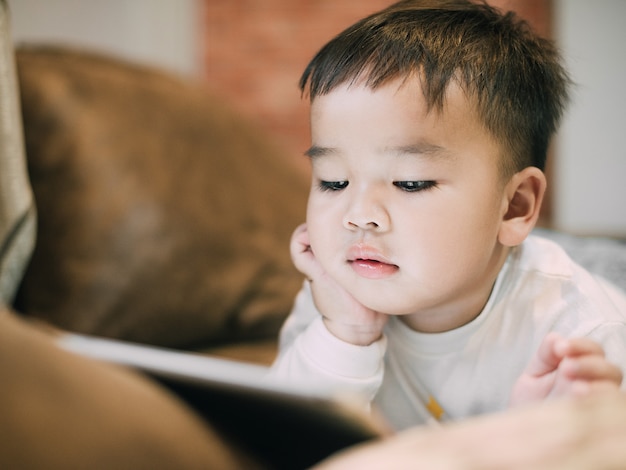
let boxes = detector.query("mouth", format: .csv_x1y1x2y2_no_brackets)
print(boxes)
347,245,399,279
348,258,399,279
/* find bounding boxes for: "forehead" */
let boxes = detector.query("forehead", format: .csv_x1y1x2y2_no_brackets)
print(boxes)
306,79,505,179
312,74,479,119
309,76,484,144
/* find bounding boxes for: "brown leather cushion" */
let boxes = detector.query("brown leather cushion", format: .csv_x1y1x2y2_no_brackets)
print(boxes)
14,46,308,349
0,306,254,469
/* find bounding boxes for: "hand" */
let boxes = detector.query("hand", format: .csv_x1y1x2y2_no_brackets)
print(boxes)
290,223,388,346
314,390,626,470
510,332,623,407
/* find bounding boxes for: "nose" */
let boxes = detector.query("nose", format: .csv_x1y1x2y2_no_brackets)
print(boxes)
343,189,390,232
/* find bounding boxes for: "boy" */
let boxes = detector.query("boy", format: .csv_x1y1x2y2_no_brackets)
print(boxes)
270,0,625,430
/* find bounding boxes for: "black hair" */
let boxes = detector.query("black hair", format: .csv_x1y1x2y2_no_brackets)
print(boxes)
299,0,571,175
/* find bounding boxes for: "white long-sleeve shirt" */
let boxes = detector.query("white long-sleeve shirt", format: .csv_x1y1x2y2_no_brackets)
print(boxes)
270,236,626,430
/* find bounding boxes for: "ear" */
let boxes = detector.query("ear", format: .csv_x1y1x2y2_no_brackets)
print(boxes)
498,167,546,247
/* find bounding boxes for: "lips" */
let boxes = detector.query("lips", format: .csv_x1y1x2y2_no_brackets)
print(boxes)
347,244,398,279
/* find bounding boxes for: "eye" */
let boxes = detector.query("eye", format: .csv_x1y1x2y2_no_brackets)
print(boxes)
319,180,349,192
393,180,437,192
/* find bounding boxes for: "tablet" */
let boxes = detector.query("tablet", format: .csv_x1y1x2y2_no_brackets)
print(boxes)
58,333,391,469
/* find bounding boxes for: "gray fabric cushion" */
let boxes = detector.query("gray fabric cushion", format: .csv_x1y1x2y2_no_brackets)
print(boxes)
533,228,626,291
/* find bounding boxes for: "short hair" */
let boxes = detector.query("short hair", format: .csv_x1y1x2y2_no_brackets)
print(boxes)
299,0,571,176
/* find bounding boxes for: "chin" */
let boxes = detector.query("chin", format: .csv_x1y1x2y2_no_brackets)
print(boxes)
351,291,413,316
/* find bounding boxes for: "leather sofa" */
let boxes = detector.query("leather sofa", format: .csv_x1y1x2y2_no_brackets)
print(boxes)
1,1,305,466
9,40,310,362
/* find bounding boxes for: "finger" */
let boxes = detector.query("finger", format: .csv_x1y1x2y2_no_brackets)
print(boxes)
524,332,564,376
290,223,310,253
290,223,314,274
555,337,605,359
290,223,312,262
291,248,318,280
570,379,622,397
560,356,623,385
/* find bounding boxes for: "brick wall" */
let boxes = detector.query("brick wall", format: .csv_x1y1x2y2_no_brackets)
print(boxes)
202,0,391,164
201,0,553,221
202,0,550,155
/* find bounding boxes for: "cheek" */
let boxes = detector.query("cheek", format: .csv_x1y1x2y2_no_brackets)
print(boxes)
406,196,499,259
436,181,504,231
434,198,503,270
306,222,339,275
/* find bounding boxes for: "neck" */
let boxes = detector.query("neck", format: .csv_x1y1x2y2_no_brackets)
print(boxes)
401,244,512,333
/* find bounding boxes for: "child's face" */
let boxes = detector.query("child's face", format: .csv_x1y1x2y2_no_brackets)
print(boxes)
305,77,513,332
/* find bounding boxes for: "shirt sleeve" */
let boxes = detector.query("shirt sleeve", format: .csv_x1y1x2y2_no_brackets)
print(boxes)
269,282,387,401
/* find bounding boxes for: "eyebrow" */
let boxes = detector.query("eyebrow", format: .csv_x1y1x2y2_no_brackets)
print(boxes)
304,145,336,159
386,143,449,158
304,142,450,159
